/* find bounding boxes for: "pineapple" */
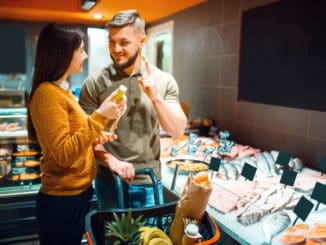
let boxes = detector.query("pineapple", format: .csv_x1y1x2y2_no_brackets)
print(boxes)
105,209,145,245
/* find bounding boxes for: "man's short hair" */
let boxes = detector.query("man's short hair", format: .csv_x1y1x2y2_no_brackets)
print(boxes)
105,9,145,33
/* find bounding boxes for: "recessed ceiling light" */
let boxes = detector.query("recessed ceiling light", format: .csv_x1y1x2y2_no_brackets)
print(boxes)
81,0,96,11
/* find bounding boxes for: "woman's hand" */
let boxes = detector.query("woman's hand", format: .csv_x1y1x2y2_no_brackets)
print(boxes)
94,131,117,144
96,88,127,120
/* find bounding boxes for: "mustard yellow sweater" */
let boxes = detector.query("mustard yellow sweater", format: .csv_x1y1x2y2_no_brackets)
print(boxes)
29,82,109,196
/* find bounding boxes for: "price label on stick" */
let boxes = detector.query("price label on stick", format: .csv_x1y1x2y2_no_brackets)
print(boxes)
241,163,257,181
319,155,326,174
188,133,198,145
275,152,292,167
204,145,216,157
280,169,297,187
209,157,221,171
292,196,314,225
218,130,230,141
170,145,180,157
209,157,222,180
311,182,326,211
187,144,198,156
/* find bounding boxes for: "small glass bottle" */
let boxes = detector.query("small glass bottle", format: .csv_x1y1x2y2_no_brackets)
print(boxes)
181,223,202,245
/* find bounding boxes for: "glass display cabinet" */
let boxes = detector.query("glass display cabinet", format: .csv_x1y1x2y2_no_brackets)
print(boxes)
0,90,41,243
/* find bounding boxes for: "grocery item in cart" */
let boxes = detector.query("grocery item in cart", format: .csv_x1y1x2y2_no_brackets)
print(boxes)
169,171,213,244
85,169,220,245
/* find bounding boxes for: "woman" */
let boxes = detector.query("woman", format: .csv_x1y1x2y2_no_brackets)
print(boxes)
27,23,126,245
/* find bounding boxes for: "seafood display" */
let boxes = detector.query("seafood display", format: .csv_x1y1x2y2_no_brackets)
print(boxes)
160,134,326,244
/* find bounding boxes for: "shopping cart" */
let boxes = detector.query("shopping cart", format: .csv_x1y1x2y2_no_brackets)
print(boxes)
85,168,220,245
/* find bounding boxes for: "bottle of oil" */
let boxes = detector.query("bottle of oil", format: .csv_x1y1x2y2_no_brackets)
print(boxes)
108,85,127,133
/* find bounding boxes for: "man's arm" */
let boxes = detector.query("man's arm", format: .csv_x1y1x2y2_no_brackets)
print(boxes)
137,61,187,139
152,96,187,139
93,144,135,182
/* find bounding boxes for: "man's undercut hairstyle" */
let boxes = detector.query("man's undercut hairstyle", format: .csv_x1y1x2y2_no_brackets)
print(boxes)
105,9,145,34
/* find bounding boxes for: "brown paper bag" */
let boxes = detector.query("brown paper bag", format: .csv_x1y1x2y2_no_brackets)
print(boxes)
169,171,213,245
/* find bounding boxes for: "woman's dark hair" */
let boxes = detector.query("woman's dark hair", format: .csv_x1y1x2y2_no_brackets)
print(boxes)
27,23,85,142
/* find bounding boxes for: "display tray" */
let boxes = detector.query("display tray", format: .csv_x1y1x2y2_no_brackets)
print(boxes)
0,130,28,138
165,158,209,175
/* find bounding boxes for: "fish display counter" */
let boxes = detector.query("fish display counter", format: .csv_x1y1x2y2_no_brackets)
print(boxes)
160,134,326,245
161,158,326,245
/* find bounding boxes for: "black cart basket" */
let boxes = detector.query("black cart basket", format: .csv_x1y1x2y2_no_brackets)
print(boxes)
85,168,220,245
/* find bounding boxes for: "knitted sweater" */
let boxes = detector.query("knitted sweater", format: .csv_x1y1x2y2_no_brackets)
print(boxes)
29,82,109,196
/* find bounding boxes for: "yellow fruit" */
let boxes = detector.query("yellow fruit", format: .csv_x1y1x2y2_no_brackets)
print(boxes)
139,227,173,245
148,237,172,245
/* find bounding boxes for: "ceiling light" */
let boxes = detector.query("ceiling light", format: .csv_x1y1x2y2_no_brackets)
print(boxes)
92,13,103,19
81,0,97,11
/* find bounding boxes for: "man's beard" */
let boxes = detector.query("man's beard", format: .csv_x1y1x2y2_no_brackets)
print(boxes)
112,50,139,70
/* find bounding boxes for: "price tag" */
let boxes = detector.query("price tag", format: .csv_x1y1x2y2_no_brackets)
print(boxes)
320,155,326,173
209,157,222,180
280,169,297,187
217,140,234,155
218,130,230,141
292,196,314,225
209,157,222,171
311,182,326,204
187,144,198,156
241,163,257,181
275,152,292,167
204,145,216,157
311,182,326,211
188,133,198,145
170,145,180,157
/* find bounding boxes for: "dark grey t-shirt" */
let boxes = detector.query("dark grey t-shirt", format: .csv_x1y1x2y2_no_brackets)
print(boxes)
79,61,180,185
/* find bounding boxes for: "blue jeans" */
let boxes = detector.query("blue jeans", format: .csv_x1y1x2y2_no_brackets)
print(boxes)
94,178,164,209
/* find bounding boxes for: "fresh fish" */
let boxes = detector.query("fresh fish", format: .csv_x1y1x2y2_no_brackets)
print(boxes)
256,153,272,177
240,156,257,167
263,151,279,176
224,162,239,180
262,211,291,244
270,150,279,162
240,156,265,179
293,158,304,171
217,162,228,180
237,207,264,226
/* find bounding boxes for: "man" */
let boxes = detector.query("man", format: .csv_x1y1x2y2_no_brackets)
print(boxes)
79,9,187,209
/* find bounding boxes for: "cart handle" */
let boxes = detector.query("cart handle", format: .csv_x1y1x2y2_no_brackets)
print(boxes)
113,168,160,208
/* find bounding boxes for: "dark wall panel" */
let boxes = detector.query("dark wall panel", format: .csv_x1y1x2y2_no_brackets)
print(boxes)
238,0,326,112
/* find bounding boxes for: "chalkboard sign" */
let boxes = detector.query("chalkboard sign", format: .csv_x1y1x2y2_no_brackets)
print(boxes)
0,25,26,74
238,0,326,112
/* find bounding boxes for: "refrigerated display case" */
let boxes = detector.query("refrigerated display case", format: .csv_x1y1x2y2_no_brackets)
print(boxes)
0,91,41,243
